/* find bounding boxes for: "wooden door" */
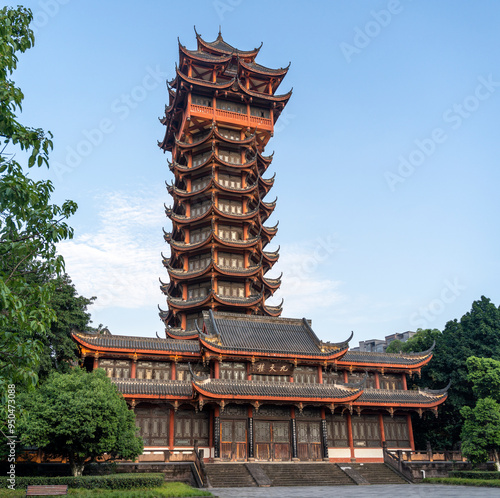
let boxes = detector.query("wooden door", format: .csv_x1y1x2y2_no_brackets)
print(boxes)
297,420,322,461
221,419,247,461
254,420,290,461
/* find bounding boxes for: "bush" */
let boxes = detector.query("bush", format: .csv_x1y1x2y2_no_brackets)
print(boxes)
449,470,500,480
0,473,164,490
423,477,500,487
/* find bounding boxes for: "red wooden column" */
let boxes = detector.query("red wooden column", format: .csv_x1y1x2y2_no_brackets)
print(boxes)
401,373,408,390
343,370,349,383
375,372,381,389
318,366,323,384
346,411,355,460
214,359,220,379
171,361,176,381
93,353,99,370
407,413,415,451
169,408,175,450
378,413,386,446
130,359,137,379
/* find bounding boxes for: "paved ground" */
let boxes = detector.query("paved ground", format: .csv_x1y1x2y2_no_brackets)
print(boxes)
209,484,500,498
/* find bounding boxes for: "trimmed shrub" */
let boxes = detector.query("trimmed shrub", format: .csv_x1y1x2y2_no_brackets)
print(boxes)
449,470,500,480
0,473,164,490
423,477,500,487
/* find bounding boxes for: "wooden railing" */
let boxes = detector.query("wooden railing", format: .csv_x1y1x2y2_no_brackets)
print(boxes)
383,444,414,483
189,104,272,130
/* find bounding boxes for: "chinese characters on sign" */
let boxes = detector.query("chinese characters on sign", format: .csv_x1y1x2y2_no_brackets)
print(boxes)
250,361,294,376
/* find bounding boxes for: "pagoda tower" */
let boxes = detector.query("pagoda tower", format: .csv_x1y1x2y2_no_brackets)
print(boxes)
158,30,291,338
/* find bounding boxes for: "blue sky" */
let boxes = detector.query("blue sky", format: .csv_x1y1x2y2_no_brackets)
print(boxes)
11,0,500,345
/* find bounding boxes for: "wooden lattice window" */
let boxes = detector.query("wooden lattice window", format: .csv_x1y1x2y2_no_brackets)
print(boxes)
221,404,247,418
218,252,244,269
255,406,290,418
174,409,209,446
218,281,245,298
176,363,191,381
190,200,210,217
220,362,246,381
188,254,211,271
216,99,245,114
293,366,318,384
352,415,381,447
98,359,130,379
218,225,243,241
252,374,290,383
189,227,210,244
192,95,212,107
191,177,210,192
135,403,169,446
250,106,270,118
218,173,242,188
296,407,321,419
380,374,403,390
326,413,349,447
383,416,410,448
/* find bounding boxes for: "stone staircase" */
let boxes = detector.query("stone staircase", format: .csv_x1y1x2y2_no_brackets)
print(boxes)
348,463,409,484
259,463,356,486
204,463,257,487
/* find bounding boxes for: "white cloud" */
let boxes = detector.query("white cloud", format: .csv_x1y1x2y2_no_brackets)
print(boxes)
58,188,166,310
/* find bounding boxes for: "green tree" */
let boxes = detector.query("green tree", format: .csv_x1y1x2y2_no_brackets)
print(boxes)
19,368,143,476
460,357,500,469
386,328,440,354
0,6,77,404
37,274,95,378
404,298,500,449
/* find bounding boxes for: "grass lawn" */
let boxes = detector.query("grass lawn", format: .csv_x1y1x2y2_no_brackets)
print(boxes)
0,482,213,497
423,477,500,487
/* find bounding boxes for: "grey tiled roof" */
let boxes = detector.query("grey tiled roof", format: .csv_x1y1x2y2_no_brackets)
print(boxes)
201,311,350,357
194,378,361,400
340,350,432,366
113,379,193,397
73,332,200,353
358,388,447,405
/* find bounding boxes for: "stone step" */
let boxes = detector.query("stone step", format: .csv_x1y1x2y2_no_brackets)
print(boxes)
260,463,355,486
205,463,257,488
348,463,408,484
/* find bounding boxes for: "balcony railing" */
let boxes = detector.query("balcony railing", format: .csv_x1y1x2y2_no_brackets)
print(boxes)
190,104,272,130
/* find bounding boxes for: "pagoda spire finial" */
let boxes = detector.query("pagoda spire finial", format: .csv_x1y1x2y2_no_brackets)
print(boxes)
218,25,222,38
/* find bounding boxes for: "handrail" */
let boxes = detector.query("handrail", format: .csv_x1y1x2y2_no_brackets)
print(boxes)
383,443,414,483
192,442,207,488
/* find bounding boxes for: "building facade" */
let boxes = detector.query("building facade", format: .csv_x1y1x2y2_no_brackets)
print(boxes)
73,31,448,463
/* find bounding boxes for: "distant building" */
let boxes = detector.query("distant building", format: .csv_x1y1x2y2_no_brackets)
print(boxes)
352,331,417,353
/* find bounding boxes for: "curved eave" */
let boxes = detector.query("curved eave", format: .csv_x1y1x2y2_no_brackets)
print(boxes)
167,293,212,310
239,59,289,78
213,263,261,277
262,249,280,262
179,43,232,65
167,180,212,198
263,302,283,317
196,32,261,59
356,392,448,409
199,338,349,362
167,263,212,280
337,354,434,371
213,179,258,195
167,235,212,253
212,233,260,249
166,328,199,340
237,79,292,103
216,154,257,170
175,127,215,149
71,333,199,357
212,292,263,308
214,128,256,146
176,68,235,90
192,380,362,403
168,207,212,225
213,205,259,221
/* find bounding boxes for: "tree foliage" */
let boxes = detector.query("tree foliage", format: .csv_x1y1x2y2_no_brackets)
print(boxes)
19,368,143,476
0,6,77,403
393,299,500,449
460,356,500,468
